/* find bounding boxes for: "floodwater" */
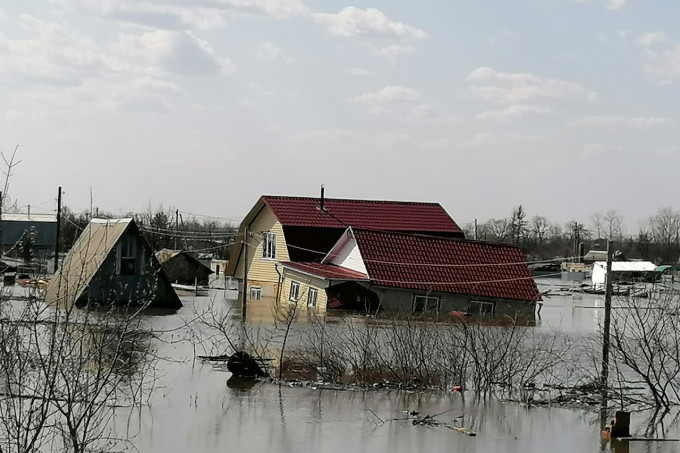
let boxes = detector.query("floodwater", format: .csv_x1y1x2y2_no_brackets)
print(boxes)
109,285,680,453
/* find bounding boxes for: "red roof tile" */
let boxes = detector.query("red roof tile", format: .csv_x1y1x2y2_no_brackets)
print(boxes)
353,230,541,302
262,196,463,235
281,261,369,281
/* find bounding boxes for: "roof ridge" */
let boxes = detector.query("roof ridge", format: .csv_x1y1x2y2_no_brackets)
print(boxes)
262,195,442,206
353,228,523,249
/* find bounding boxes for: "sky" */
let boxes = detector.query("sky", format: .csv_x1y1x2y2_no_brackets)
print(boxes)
0,0,679,230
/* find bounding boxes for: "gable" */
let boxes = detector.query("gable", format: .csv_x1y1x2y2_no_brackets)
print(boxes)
323,228,368,276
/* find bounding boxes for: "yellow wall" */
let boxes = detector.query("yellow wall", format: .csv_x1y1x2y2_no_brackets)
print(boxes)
280,270,329,313
233,206,290,289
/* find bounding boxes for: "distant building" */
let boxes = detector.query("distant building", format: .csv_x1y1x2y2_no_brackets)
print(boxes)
591,261,658,289
45,218,182,309
155,249,213,286
1,213,57,258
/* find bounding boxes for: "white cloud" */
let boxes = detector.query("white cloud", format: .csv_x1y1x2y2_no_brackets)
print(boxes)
606,0,627,10
249,82,298,98
114,30,235,76
375,44,415,64
52,0,308,27
638,32,669,47
347,67,371,76
314,7,427,40
471,132,545,147
352,86,441,119
256,42,294,64
581,143,623,159
352,86,422,104
573,115,673,130
467,67,592,103
475,104,553,121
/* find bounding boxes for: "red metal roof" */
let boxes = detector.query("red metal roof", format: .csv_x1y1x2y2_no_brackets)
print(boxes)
262,196,463,235
353,230,541,302
281,261,369,281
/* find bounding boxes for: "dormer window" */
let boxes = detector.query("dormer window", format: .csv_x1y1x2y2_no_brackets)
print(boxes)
262,232,276,259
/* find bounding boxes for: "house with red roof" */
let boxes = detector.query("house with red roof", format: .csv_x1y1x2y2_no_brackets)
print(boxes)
227,191,539,317
280,228,540,316
225,191,463,310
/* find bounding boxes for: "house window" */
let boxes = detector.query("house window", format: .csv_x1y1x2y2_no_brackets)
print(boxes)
412,295,440,313
262,232,276,259
289,281,300,301
119,236,137,275
216,265,220,276
307,288,318,308
469,300,495,316
249,286,262,300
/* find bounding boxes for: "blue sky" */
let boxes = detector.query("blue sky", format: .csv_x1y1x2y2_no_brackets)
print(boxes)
0,0,678,231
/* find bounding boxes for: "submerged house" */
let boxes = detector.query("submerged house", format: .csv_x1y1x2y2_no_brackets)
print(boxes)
2,213,57,259
227,193,539,316
281,228,541,316
225,194,463,304
45,218,182,309
155,249,213,286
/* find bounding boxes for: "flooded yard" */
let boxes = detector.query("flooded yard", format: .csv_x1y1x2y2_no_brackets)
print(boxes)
110,286,680,453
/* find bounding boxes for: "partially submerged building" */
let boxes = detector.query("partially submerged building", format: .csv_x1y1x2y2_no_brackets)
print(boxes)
2,213,57,259
155,249,213,286
226,194,463,304
227,193,539,317
45,218,182,309
591,261,658,289
281,228,541,316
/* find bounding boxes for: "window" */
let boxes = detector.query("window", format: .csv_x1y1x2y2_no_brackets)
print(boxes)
307,288,318,308
118,236,137,275
469,300,495,316
289,281,300,301
215,265,220,276
412,295,440,313
249,286,262,300
262,232,276,259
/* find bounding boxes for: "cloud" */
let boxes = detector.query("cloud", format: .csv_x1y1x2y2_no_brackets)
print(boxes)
375,44,415,64
638,32,669,47
638,35,680,83
52,0,308,28
351,85,445,120
471,132,545,147
256,42,294,64
475,104,553,121
467,67,593,103
347,67,371,76
352,86,422,104
248,82,298,98
114,30,235,76
573,115,673,130
605,0,627,10
314,7,427,40
581,143,623,159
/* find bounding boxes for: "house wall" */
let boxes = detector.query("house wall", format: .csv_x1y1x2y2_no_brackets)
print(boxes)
326,232,367,275
280,269,330,313
161,254,211,285
79,230,178,307
371,285,536,317
233,206,290,298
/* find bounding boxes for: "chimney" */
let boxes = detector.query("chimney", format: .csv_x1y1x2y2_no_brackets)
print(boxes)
320,185,325,211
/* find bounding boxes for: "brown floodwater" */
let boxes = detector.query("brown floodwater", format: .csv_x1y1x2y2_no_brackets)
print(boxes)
110,286,680,453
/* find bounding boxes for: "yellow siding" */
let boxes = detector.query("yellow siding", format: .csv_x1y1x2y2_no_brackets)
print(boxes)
233,206,290,285
280,270,329,313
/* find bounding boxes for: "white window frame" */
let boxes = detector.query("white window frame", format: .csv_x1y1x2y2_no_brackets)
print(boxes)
469,300,496,316
249,286,262,301
262,232,277,259
307,288,318,308
412,295,440,313
289,281,300,302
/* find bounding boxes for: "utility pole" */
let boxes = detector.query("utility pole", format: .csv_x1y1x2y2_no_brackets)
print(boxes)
175,209,179,250
600,239,614,425
474,219,478,240
54,187,62,273
241,226,248,322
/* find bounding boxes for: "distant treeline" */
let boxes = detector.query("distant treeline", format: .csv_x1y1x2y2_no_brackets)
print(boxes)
60,206,237,260
464,206,680,264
